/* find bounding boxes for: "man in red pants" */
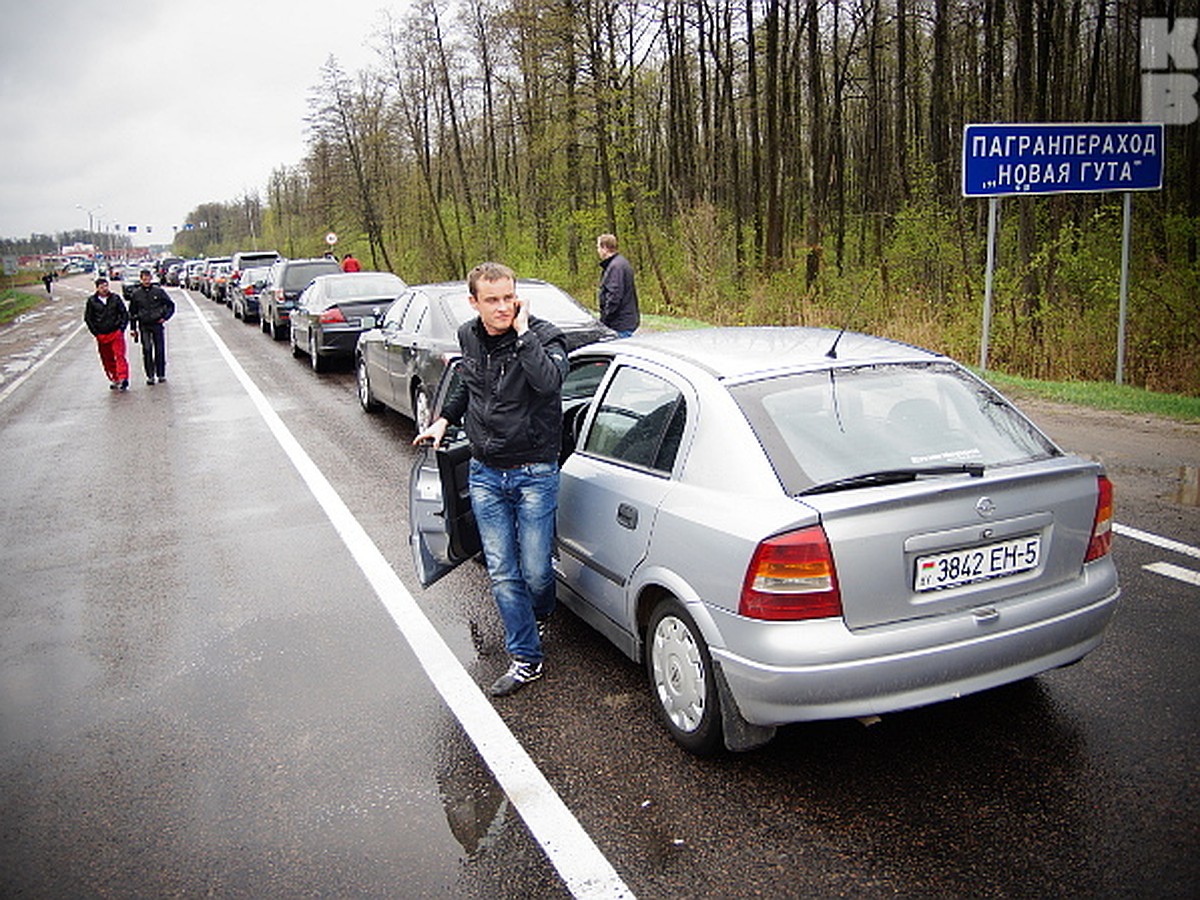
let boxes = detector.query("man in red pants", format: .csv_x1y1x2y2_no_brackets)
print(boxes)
83,277,130,390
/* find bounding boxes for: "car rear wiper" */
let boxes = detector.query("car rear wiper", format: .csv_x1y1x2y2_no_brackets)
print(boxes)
799,463,985,496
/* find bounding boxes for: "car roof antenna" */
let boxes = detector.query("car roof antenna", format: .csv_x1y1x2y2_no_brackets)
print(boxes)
825,275,874,359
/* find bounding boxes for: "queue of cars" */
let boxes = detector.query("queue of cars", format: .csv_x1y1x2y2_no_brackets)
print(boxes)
174,251,1120,756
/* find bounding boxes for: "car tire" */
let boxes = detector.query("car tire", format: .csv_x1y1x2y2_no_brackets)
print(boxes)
261,313,271,335
646,597,723,756
310,333,326,373
357,357,382,413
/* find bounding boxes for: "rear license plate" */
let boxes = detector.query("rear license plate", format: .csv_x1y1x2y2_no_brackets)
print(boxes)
914,535,1041,592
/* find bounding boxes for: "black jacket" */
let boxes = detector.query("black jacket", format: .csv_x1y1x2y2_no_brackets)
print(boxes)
598,252,640,333
126,283,175,325
441,315,568,469
84,291,129,336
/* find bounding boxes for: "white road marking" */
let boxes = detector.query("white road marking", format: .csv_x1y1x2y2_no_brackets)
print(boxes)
185,294,634,899
1114,523,1200,560
1142,562,1200,587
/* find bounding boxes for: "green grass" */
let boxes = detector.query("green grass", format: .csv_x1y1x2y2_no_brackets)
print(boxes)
977,369,1200,422
0,289,46,326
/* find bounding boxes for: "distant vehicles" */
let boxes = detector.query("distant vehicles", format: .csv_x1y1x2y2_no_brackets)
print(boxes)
209,262,234,303
184,260,207,290
259,257,343,340
230,265,274,322
200,257,232,298
156,256,185,285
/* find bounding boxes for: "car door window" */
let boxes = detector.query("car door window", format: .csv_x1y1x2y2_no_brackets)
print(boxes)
384,293,413,330
583,366,685,474
560,359,611,460
400,294,428,334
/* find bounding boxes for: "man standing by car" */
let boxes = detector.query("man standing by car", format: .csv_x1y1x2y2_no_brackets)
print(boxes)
83,277,130,391
126,268,175,385
412,262,569,697
596,233,640,338
341,253,361,272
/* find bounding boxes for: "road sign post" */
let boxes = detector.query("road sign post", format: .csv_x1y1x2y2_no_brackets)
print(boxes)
962,123,1165,381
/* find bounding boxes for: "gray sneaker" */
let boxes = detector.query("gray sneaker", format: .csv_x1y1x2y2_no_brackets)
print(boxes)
489,659,543,697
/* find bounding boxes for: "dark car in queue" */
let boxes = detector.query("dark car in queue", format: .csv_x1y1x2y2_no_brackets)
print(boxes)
356,279,614,428
260,257,343,340
290,271,407,373
200,256,231,298
184,259,207,291
156,256,184,285
209,262,234,304
410,326,1120,755
230,265,274,323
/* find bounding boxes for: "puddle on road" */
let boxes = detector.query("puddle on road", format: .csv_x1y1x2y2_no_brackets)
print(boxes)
1173,465,1199,506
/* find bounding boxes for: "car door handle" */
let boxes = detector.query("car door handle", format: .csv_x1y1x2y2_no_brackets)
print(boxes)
616,503,638,530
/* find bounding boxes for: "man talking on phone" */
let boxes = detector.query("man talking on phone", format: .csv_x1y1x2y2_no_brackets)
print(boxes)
413,262,568,696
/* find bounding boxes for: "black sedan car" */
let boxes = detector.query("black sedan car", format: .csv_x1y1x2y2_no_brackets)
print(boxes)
230,265,274,323
290,271,407,372
356,279,614,427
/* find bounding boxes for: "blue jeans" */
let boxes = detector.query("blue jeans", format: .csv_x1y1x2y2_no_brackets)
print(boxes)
468,459,559,664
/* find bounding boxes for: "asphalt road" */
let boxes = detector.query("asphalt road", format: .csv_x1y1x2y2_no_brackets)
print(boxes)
1,275,1197,898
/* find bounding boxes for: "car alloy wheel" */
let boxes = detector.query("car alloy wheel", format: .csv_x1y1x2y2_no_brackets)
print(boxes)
647,598,722,755
357,357,381,412
310,333,325,373
413,385,432,430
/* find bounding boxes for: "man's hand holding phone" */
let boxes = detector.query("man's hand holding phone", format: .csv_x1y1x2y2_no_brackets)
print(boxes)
513,294,529,336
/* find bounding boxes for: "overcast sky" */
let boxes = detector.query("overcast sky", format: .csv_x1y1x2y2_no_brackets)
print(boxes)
0,0,397,247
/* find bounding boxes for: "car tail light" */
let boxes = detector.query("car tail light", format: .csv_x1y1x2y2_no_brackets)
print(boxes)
1085,475,1114,562
320,307,347,324
739,525,843,620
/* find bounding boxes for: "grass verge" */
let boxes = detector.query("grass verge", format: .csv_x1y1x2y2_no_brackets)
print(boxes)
979,369,1200,423
0,289,46,327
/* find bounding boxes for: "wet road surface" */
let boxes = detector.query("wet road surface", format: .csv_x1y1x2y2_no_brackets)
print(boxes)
1,276,1197,897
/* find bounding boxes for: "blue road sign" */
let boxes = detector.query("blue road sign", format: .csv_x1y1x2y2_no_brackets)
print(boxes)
962,123,1165,197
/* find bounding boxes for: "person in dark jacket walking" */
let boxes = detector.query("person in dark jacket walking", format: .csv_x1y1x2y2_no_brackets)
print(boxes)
83,277,130,390
596,233,640,337
413,262,568,697
126,268,175,385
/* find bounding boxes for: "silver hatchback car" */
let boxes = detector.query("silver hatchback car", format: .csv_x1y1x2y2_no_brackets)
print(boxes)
411,327,1120,754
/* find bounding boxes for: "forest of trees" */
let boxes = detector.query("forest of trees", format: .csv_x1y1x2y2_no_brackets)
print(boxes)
170,0,1199,394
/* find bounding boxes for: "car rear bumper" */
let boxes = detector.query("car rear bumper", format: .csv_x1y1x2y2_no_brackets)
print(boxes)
709,564,1120,726
316,326,368,356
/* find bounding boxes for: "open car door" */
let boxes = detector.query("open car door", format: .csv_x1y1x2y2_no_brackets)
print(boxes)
408,363,480,587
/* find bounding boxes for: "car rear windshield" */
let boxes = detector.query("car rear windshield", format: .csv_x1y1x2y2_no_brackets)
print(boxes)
236,253,278,267
324,273,404,300
729,362,1060,495
282,262,341,290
